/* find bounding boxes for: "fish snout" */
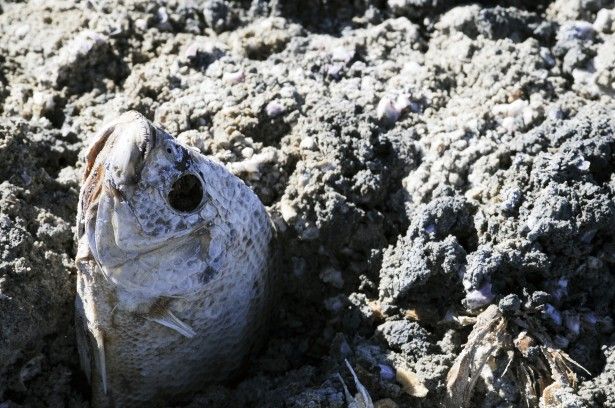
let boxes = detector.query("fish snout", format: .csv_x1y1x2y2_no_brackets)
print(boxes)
105,112,156,196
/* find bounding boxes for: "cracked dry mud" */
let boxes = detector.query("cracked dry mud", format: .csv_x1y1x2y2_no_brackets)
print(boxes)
1,0,615,407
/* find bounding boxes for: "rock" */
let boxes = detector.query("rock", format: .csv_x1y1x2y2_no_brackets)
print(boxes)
230,17,303,60
498,294,521,315
40,30,113,91
203,0,235,33
376,320,433,359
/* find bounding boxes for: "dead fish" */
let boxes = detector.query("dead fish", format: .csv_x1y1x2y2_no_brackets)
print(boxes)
75,111,274,407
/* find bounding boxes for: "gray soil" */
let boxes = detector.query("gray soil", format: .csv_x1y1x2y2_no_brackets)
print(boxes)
1,0,615,407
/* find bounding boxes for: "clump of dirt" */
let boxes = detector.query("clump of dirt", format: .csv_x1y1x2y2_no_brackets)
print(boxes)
0,119,80,406
1,0,615,407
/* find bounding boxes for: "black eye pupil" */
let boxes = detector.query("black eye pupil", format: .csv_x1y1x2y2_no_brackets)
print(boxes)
166,148,172,154
168,174,203,212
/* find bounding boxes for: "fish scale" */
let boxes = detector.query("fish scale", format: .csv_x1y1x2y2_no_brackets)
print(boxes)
75,111,274,407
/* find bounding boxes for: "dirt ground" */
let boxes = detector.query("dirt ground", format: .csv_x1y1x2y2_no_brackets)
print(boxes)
1,0,615,407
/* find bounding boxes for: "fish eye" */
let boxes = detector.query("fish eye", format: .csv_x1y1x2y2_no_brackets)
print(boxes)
168,174,203,213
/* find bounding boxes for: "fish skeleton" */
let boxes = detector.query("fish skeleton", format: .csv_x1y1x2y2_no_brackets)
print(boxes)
75,111,274,407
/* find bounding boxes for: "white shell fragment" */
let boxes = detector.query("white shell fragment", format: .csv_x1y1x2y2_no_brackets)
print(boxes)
265,100,285,118
377,93,417,124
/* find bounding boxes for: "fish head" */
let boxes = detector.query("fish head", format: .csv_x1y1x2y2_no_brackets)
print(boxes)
78,111,223,299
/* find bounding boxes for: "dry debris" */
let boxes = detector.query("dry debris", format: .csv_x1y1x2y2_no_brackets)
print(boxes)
395,366,429,398
446,305,590,407
338,360,375,408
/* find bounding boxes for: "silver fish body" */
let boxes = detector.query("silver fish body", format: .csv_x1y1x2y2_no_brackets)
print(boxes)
75,111,274,407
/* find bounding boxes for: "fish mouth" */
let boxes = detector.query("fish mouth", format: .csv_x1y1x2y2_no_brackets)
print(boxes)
78,111,159,251
104,114,158,197
80,112,157,217
79,111,156,217
83,111,156,185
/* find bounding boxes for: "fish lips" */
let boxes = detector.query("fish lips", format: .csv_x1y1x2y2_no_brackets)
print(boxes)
83,111,158,198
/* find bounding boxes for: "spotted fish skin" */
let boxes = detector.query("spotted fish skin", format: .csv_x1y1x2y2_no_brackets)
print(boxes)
75,111,274,407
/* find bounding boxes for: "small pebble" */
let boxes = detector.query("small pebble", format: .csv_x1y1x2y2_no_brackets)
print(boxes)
394,94,411,111
527,291,550,308
319,267,344,288
587,256,603,269
554,335,569,349
157,7,172,30
300,226,320,240
594,9,615,33
330,46,355,63
464,282,495,310
223,70,244,84
280,199,298,222
564,312,581,336
299,137,317,151
580,229,597,243
377,93,416,124
379,364,396,382
543,303,562,326
15,24,29,38
327,63,344,79
540,47,556,67
547,106,565,120
135,18,148,31
241,147,254,158
184,43,200,59
266,100,285,118
558,21,595,42
498,293,521,314
500,187,523,213
31,91,55,118
19,354,43,383
572,155,591,171
549,278,568,302
377,96,400,123
324,296,345,313
67,30,107,57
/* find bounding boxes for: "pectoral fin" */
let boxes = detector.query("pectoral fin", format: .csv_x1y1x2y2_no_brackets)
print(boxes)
92,328,108,395
147,310,196,338
75,296,107,395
